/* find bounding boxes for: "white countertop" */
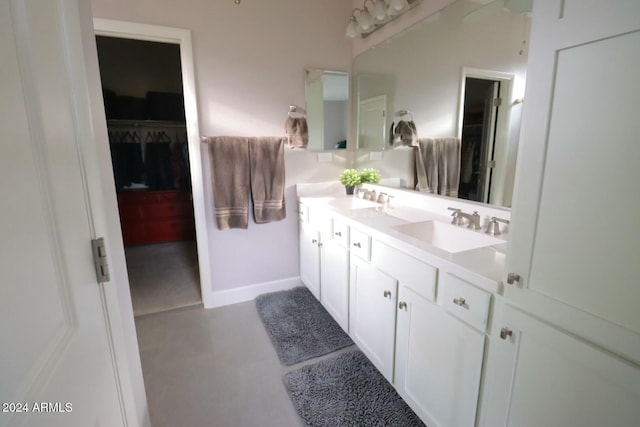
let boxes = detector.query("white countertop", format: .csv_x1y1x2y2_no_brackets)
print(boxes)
298,193,507,294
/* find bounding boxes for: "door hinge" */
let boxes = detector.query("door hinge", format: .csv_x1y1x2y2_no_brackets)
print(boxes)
91,237,110,283
493,97,502,107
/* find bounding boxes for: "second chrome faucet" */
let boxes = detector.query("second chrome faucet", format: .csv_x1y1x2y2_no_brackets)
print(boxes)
448,207,481,230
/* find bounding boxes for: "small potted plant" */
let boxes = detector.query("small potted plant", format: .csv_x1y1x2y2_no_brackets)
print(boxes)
359,168,381,184
339,169,361,195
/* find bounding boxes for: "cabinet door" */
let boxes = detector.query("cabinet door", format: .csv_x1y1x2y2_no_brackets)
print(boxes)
349,255,397,381
506,0,640,360
320,238,349,332
482,304,640,427
395,285,485,427
299,221,320,299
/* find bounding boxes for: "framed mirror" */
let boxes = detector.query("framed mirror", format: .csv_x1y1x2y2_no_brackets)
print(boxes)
305,69,349,151
352,0,531,207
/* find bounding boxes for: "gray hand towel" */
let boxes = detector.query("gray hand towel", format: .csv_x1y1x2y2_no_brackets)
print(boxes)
414,138,438,193
437,137,461,198
204,136,250,230
390,120,419,147
249,137,286,223
285,117,308,148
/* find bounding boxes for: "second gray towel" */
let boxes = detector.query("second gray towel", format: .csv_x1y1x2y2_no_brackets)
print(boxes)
249,137,286,223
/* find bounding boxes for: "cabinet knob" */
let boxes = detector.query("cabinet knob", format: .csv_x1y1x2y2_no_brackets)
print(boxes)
312,239,318,244
383,290,392,299
453,297,466,307
318,242,323,248
398,301,407,310
507,273,521,285
500,327,513,340
335,231,342,237
353,242,361,248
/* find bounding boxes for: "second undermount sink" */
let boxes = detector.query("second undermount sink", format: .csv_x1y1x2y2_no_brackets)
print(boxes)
392,220,505,253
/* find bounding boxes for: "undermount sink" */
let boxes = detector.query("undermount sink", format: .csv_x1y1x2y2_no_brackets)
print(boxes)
326,197,380,210
392,220,505,253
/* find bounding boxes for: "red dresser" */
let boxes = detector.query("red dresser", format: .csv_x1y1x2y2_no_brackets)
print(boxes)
117,190,195,246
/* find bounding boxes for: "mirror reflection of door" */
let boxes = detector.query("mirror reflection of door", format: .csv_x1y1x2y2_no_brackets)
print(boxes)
358,95,387,150
460,77,501,203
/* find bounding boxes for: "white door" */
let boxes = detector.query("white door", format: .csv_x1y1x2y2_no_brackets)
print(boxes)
349,256,397,381
506,0,640,363
489,304,640,427
358,95,387,150
320,238,349,332
395,285,485,427
0,1,127,426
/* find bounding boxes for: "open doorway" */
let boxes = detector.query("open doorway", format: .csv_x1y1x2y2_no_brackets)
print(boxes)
96,35,200,316
459,77,501,203
458,68,514,205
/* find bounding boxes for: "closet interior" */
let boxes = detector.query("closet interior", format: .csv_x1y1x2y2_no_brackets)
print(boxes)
96,36,201,316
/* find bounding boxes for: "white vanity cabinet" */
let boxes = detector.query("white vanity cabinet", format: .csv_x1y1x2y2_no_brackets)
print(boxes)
319,218,350,332
395,284,485,427
349,253,397,382
298,220,321,299
298,203,350,331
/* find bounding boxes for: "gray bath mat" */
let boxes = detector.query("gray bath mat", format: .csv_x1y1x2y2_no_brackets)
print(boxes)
283,350,425,427
255,286,353,366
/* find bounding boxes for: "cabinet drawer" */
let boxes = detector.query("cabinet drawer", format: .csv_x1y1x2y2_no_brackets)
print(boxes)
372,241,437,302
437,273,491,331
298,203,309,223
350,228,371,261
332,218,349,248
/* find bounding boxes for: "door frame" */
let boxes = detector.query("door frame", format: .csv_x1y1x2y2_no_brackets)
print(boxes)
457,67,514,206
93,19,214,309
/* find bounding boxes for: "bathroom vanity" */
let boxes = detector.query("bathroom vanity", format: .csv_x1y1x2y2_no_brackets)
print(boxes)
297,184,510,427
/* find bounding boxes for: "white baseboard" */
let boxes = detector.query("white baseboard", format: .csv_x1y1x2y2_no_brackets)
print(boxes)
204,276,302,309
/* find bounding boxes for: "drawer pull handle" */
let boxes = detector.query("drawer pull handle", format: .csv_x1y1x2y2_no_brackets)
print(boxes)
500,328,513,340
353,242,361,248
383,290,392,299
398,301,407,310
453,297,466,307
335,231,342,236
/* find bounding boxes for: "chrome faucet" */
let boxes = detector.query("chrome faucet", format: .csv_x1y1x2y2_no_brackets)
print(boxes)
486,217,510,236
448,207,463,225
376,192,387,204
458,211,482,230
362,189,377,201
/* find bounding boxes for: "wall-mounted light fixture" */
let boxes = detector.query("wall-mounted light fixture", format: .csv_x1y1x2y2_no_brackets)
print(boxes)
346,0,422,38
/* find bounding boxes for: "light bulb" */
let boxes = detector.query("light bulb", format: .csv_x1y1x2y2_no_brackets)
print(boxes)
345,17,361,38
357,9,374,31
373,0,387,21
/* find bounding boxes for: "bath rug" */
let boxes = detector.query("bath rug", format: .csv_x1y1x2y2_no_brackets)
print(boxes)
283,350,425,427
255,286,353,366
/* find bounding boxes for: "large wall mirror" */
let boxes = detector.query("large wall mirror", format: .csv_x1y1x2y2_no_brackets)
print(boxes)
305,69,349,151
353,0,531,207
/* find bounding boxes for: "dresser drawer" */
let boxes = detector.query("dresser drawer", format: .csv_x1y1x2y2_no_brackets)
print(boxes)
350,228,371,261
332,218,349,248
437,273,491,331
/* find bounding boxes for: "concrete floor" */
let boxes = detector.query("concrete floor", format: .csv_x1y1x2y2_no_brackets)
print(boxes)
135,299,356,427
